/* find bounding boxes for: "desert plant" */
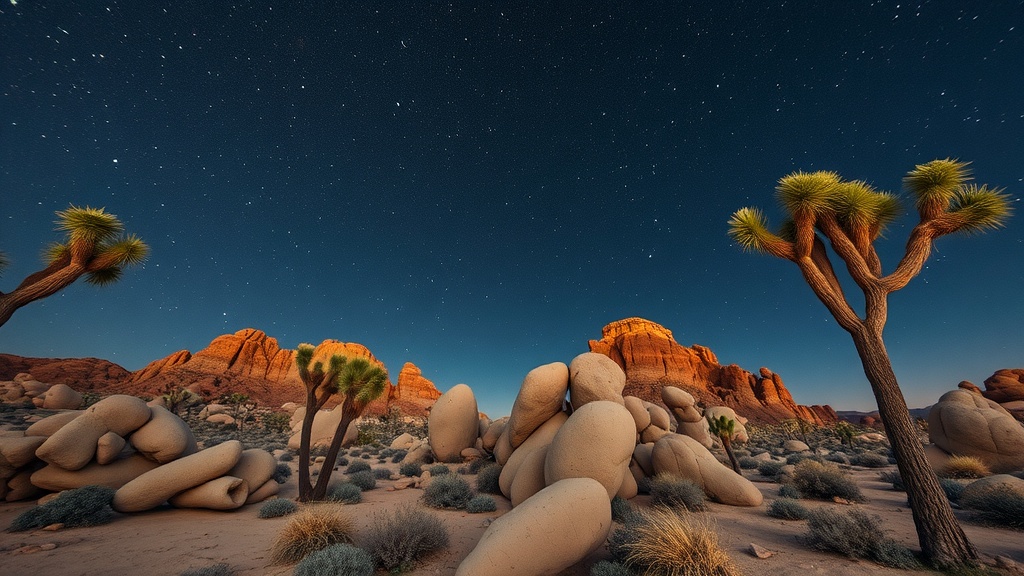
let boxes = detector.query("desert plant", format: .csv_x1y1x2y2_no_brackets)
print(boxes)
611,496,639,524
611,507,739,576
263,411,292,434
959,483,1024,529
258,498,299,519
466,495,497,513
399,461,422,477
372,467,392,480
738,456,760,470
273,462,292,484
428,464,452,476
293,543,374,576
327,482,362,504
833,421,858,448
279,451,295,462
940,478,966,503
475,463,502,494
767,498,809,520
778,483,802,499
649,473,706,511
940,456,992,480
467,456,493,474
270,505,354,564
879,470,906,491
180,564,233,576
0,204,149,328
792,460,864,502
728,159,1011,567
850,452,890,468
805,508,919,568
391,450,408,463
345,460,372,474
758,460,784,479
364,506,449,572
423,474,473,509
346,470,376,491
707,414,742,473
294,347,389,502
9,485,116,531
590,561,632,576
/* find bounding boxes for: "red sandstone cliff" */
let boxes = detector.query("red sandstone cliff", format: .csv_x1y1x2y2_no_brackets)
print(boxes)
589,317,837,424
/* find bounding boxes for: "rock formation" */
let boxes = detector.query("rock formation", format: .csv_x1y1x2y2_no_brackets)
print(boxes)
982,369,1024,404
0,354,130,392
588,317,836,424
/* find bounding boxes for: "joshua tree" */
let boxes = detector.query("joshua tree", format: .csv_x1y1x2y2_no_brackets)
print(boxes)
0,205,148,328
294,345,389,501
707,414,741,473
728,159,1011,568
833,420,857,448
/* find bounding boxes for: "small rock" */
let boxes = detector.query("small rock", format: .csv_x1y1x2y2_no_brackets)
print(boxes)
41,523,64,531
39,543,58,550
749,543,774,559
832,497,851,505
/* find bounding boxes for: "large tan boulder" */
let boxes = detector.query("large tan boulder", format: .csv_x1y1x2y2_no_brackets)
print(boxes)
704,406,749,443
428,384,480,462
286,408,357,450
113,440,243,512
568,353,625,410
96,432,128,465
645,401,671,430
493,428,515,466
0,435,46,468
455,478,612,576
31,454,161,491
961,474,1024,504
40,384,83,410
506,362,569,448
499,412,568,497
169,476,248,510
651,433,763,506
662,386,712,447
928,389,1024,473
481,417,508,453
390,432,416,450
36,395,152,471
246,478,281,504
6,469,42,501
130,405,199,463
228,449,277,492
543,401,636,498
509,445,548,507
623,396,651,433
24,411,83,437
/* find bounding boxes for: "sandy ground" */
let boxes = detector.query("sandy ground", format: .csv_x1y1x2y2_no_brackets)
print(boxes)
2,454,1022,575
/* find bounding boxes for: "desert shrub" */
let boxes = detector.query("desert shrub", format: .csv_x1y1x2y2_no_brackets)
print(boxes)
180,564,233,576
361,453,372,460
273,462,292,484
9,485,116,532
380,448,396,458
466,495,497,513
649,473,706,511
346,461,372,474
960,484,1024,529
390,450,407,463
270,505,354,564
372,467,393,480
258,498,298,519
738,456,760,470
590,560,632,576
611,496,639,524
878,470,904,491
767,498,808,520
278,451,295,462
758,460,784,478
475,463,502,494
262,411,292,434
428,464,452,476
467,457,493,474
940,456,992,479
364,506,449,572
778,483,801,499
823,452,849,464
335,457,349,467
940,478,965,503
347,470,377,491
850,453,890,468
294,543,374,576
310,445,330,458
399,462,422,477
786,453,813,465
610,508,739,576
805,508,917,568
423,474,473,509
792,460,863,502
327,482,362,504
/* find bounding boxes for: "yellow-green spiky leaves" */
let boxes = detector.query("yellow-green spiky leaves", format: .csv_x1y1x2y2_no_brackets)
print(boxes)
830,181,902,239
945,184,1013,234
337,357,388,404
776,171,841,217
728,207,794,259
55,205,123,246
903,159,971,218
85,267,123,286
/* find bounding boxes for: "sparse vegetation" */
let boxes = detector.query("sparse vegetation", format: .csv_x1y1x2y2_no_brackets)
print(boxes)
293,543,374,576
805,508,920,569
611,496,639,524
466,495,497,513
940,456,992,480
590,561,632,576
372,467,393,480
767,498,809,520
327,482,363,504
475,463,502,494
610,507,739,576
428,464,452,476
9,485,116,532
423,474,473,509
346,461,372,474
347,470,377,491
258,498,298,519
960,483,1024,529
879,470,905,491
364,506,449,572
758,460,784,479
180,564,233,576
270,505,354,564
849,452,890,468
399,461,422,477
791,460,864,502
649,473,706,511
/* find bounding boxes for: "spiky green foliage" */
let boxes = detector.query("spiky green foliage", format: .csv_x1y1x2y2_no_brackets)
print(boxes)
776,170,841,216
9,485,116,531
55,205,123,244
904,158,972,210
337,358,388,404
728,207,786,254
947,184,1013,234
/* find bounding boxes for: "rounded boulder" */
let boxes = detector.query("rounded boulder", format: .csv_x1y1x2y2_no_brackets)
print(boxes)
544,401,636,498
568,353,625,410
428,384,480,462
506,362,569,448
928,389,1024,473
651,433,763,506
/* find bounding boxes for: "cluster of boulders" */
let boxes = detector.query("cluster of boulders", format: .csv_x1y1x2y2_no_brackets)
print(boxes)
927,388,1024,474
1,373,83,410
422,352,763,575
1,393,279,511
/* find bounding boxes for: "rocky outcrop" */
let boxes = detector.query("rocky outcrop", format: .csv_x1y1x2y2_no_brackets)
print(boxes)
588,318,836,424
389,362,443,415
982,369,1024,404
0,354,130,391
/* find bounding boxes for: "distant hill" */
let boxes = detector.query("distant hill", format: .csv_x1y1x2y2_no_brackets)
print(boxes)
835,406,931,426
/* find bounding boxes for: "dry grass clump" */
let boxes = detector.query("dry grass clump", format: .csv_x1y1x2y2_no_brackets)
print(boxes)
791,459,864,502
270,504,354,564
940,455,992,479
612,508,739,576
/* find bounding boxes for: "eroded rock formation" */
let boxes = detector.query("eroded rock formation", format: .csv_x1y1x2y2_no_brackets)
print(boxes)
588,317,836,424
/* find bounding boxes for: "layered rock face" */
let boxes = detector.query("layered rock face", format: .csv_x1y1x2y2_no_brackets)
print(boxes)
982,369,1024,404
0,354,130,392
588,317,835,424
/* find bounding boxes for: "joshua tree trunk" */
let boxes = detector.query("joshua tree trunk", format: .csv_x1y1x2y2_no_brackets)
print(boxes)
311,400,362,500
722,437,741,474
851,328,977,567
296,387,319,502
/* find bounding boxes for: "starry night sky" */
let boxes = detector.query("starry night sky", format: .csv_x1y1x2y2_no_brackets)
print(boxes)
2,1,1022,417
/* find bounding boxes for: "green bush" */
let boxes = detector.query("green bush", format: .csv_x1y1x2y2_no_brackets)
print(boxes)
805,508,918,568
428,464,452,476
758,460,784,478
738,456,760,469
364,506,449,572
294,543,374,576
590,560,632,576
778,484,801,499
960,483,1024,529
423,474,473,509
823,452,849,464
258,498,298,518
467,457,493,474
466,495,497,513
372,467,393,480
347,470,377,491
180,564,233,576
792,460,863,502
345,461,372,474
399,461,422,477
475,464,502,494
328,482,363,504
766,498,808,520
278,452,295,462
9,485,116,532
273,462,292,484
649,473,706,511
850,453,890,468
390,450,407,463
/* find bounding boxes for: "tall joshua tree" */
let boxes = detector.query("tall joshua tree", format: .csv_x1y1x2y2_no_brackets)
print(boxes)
0,205,148,328
728,159,1011,568
707,414,741,473
294,345,389,501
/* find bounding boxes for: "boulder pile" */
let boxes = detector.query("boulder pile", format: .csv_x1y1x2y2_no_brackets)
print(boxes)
1,393,279,511
927,388,1024,474
1,373,83,410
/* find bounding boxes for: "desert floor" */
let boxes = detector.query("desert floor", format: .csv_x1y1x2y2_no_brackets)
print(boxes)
1,432,1021,575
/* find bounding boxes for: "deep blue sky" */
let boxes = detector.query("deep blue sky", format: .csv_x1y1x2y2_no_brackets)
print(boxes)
2,1,1021,417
